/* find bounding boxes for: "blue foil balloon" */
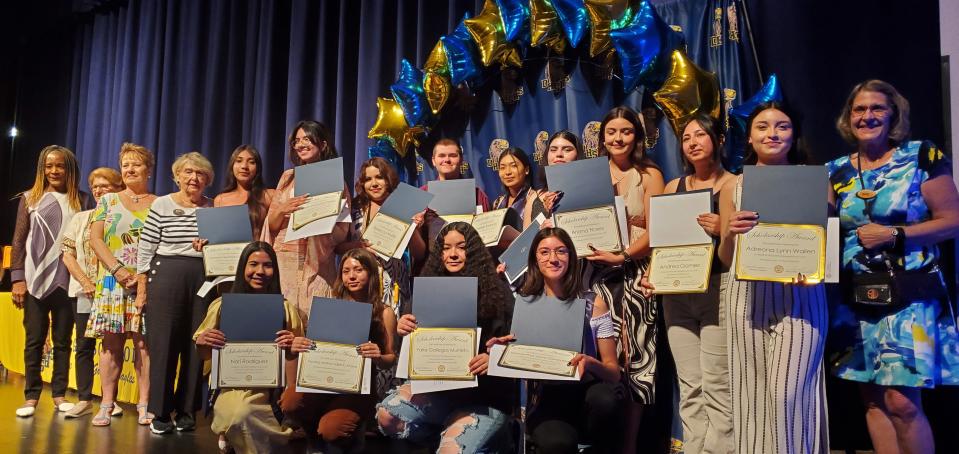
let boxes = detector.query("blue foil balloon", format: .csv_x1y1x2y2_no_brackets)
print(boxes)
495,0,530,42
553,0,589,47
390,59,428,127
444,14,481,85
610,1,668,93
729,73,783,122
368,139,411,183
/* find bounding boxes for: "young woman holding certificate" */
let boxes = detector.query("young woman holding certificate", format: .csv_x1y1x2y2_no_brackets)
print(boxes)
641,114,735,453
265,120,351,321
524,131,584,229
505,227,624,453
377,222,516,452
194,242,302,454
717,102,828,453
214,145,275,239
590,106,665,451
283,248,397,451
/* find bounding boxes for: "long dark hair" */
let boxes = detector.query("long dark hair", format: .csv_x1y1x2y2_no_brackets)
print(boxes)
536,130,584,190
680,114,725,174
222,145,268,235
497,147,534,194
518,228,581,300
742,102,809,165
231,241,282,294
288,120,338,166
598,106,660,174
332,248,387,338
420,222,511,321
353,157,400,214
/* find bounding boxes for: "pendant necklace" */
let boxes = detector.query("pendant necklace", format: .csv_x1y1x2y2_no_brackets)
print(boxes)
855,152,878,200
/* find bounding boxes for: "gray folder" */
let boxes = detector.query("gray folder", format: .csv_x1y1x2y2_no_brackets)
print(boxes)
381,183,435,220
509,294,585,352
294,157,344,196
427,179,477,215
197,205,254,244
544,157,615,212
306,297,373,345
499,219,540,283
411,276,477,328
740,165,828,227
219,293,286,342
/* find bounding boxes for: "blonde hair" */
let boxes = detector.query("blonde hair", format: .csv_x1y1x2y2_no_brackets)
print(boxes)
88,167,123,189
118,142,155,171
24,145,83,211
171,151,214,187
836,79,911,146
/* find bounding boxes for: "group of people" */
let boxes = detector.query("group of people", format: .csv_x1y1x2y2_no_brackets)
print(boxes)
8,78,959,453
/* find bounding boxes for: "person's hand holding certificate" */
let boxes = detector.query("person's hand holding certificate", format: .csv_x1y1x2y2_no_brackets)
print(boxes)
295,298,373,393
216,294,286,388
197,205,253,277
546,158,623,257
491,294,585,379
647,190,714,294
407,277,479,381
364,183,434,258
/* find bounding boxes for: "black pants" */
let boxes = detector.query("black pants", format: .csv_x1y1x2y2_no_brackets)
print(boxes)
144,255,210,419
527,381,624,454
23,287,75,401
72,299,95,401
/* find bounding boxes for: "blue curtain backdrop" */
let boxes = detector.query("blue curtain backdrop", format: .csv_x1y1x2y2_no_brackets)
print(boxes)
60,0,757,199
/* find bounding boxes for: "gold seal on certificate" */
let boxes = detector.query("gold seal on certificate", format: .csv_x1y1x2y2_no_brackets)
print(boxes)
471,209,508,245
203,243,248,277
296,341,365,393
364,213,410,257
292,192,342,230
649,244,714,294
217,342,282,388
735,223,826,283
408,328,476,380
498,344,577,377
553,206,623,256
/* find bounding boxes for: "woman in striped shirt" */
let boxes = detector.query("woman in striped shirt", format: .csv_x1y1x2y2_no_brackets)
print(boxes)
136,151,214,435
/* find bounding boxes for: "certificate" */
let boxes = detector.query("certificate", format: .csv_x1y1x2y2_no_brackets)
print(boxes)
735,223,826,283
553,205,623,256
408,328,476,380
296,341,365,393
364,213,411,257
217,342,282,388
471,209,508,245
441,213,475,225
292,192,342,230
203,242,247,277
649,244,714,294
498,344,577,377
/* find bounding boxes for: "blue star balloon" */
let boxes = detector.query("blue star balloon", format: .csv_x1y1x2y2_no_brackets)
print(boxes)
444,14,481,85
495,0,530,42
610,1,668,93
553,0,589,48
729,73,783,122
369,138,411,183
390,59,429,127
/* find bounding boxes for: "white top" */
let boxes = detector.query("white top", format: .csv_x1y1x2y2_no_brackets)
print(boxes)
137,194,204,273
62,209,95,298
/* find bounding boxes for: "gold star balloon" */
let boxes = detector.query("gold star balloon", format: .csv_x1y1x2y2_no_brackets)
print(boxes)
465,0,521,68
422,41,452,114
584,0,636,57
529,0,566,54
368,97,420,157
652,49,721,137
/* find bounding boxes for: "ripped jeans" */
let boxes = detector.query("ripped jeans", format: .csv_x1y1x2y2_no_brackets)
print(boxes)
376,384,511,453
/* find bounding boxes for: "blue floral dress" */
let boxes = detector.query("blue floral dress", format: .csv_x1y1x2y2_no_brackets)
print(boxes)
826,140,959,387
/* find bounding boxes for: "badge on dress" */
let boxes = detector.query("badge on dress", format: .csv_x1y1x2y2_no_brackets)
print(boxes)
174,208,185,215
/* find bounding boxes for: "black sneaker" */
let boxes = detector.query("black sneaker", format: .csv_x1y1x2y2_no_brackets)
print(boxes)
150,417,174,434
174,412,196,432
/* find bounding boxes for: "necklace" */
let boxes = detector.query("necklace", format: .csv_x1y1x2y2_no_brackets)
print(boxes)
854,152,878,200
126,189,147,203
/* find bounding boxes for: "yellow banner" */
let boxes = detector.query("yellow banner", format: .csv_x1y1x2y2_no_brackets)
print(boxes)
0,292,143,404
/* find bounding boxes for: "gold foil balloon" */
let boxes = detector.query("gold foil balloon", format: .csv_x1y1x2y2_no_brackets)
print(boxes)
584,0,635,57
529,0,566,54
369,97,415,157
465,0,521,68
652,49,721,137
423,41,452,114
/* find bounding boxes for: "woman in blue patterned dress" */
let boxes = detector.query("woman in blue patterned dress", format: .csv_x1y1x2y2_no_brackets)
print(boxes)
827,79,959,453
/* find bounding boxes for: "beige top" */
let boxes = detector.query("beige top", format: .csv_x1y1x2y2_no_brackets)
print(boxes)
611,163,647,243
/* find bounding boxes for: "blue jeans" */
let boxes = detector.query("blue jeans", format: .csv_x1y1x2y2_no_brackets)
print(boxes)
376,383,511,453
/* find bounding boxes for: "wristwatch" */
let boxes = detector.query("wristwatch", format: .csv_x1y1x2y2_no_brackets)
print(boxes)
891,227,905,253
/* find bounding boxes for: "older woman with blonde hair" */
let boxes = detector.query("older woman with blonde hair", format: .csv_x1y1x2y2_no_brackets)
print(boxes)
61,166,123,419
137,151,215,434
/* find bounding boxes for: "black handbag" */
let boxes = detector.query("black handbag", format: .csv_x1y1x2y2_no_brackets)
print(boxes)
849,253,947,309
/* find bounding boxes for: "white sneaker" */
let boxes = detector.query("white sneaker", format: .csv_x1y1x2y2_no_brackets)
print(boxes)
15,405,36,418
57,402,76,412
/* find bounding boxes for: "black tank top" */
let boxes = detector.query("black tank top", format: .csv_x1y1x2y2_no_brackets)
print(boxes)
677,176,723,275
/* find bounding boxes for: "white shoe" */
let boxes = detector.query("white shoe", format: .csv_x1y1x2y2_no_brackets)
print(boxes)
111,405,123,416
57,402,76,412
15,405,36,418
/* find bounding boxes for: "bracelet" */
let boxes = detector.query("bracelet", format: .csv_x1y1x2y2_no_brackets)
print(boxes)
619,250,633,265
109,262,124,275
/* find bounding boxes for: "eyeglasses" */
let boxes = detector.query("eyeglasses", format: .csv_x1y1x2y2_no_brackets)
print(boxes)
536,248,569,260
292,136,314,145
851,104,892,119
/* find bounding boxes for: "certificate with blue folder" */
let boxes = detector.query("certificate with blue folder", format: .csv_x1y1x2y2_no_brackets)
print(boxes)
409,277,478,380
216,293,286,388
545,158,623,256
297,298,373,393
736,166,828,283
498,219,541,284
427,179,478,221
197,205,253,277
364,183,434,258
291,157,345,230
497,294,585,377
